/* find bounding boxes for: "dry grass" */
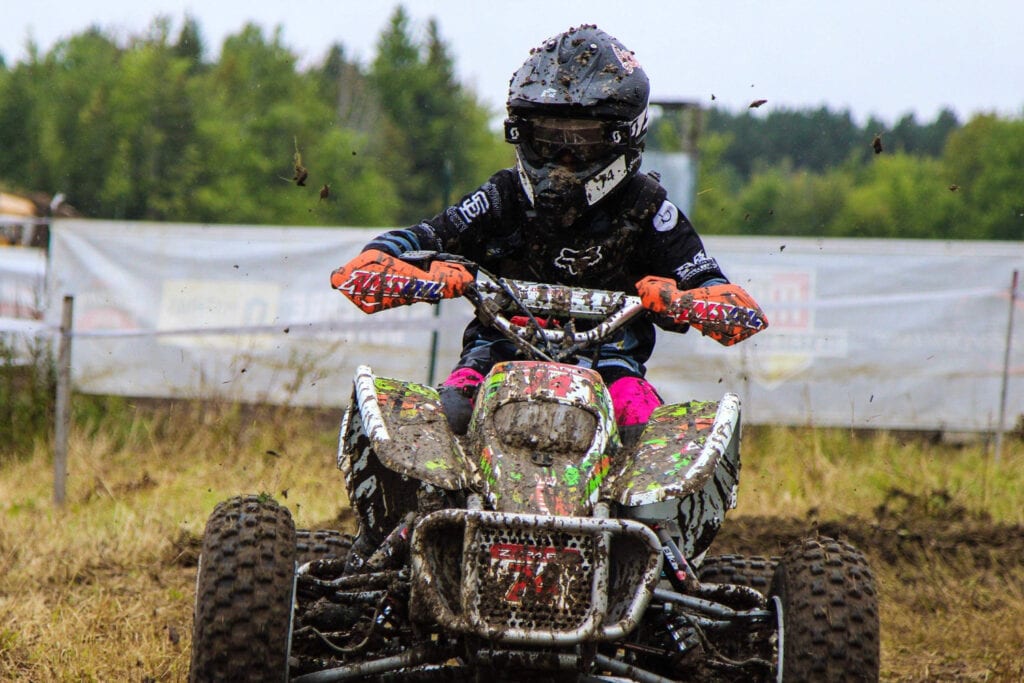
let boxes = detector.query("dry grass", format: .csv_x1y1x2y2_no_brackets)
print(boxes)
1,401,1022,681
735,426,1024,523
730,427,1024,682
0,401,347,682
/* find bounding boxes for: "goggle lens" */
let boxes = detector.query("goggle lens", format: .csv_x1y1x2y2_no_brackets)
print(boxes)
507,116,624,164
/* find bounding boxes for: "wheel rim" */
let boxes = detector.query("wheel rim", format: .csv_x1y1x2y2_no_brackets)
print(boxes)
283,563,297,683
771,594,785,683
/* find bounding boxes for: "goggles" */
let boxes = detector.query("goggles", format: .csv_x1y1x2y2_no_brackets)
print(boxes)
504,115,631,164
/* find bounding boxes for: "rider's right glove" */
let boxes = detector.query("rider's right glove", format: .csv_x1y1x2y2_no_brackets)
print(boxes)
331,249,474,313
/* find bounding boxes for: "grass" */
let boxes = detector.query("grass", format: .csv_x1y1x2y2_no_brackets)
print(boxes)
727,427,1024,682
0,339,56,461
736,427,1024,523
0,400,345,681
0,399,1022,681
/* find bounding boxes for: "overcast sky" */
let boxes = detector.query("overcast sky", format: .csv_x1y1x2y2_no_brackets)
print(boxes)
3,1,1022,126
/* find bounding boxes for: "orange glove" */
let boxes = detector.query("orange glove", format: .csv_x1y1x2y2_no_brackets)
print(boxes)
331,249,474,313
636,276,768,346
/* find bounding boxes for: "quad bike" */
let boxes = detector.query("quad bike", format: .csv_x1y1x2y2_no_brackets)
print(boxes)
189,249,880,682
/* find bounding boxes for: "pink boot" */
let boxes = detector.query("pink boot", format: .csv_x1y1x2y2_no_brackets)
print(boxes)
440,367,485,434
608,376,662,427
442,367,485,392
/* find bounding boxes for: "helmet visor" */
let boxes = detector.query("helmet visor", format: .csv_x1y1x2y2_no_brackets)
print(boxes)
507,116,626,164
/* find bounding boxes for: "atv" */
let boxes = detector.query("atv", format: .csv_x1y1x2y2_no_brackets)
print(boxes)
188,250,880,682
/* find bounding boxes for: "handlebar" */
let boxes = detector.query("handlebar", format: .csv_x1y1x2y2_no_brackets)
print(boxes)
330,249,768,360
469,279,648,362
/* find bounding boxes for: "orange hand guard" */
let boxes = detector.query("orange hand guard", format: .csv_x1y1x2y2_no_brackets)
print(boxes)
636,276,769,346
331,249,475,314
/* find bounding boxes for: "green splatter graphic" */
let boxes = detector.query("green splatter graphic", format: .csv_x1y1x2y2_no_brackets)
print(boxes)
484,371,506,400
668,453,694,476
373,377,401,392
479,455,497,487
582,462,609,501
403,382,437,398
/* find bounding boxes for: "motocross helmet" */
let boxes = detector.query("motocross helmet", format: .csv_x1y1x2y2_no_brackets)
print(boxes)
505,25,650,228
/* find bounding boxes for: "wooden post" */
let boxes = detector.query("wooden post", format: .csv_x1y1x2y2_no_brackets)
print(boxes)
54,295,73,506
995,269,1019,464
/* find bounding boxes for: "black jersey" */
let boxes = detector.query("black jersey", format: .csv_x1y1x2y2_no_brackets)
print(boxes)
363,168,728,382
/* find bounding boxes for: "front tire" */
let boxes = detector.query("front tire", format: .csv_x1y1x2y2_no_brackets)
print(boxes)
770,536,880,682
189,495,297,683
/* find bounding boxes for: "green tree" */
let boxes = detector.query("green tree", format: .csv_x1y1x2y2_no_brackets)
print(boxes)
831,153,963,238
887,109,961,157
942,114,1024,240
0,21,200,219
29,28,124,212
185,23,400,226
174,14,205,68
706,106,862,179
692,131,745,234
705,105,963,182
99,18,197,219
0,55,37,184
369,7,508,223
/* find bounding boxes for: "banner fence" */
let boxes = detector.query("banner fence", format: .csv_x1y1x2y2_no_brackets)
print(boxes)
2,219,1021,433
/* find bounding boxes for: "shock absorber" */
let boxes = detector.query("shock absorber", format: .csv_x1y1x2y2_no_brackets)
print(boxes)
653,524,700,593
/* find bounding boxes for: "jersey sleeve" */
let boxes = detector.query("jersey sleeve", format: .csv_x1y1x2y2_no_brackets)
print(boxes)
639,198,728,289
362,169,520,259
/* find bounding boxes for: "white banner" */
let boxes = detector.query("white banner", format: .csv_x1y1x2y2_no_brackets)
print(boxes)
44,220,1023,431
652,236,1023,432
0,246,46,319
0,246,48,362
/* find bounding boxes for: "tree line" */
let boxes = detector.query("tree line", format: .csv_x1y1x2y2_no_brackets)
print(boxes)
0,8,509,228
652,104,1023,240
1,8,1021,240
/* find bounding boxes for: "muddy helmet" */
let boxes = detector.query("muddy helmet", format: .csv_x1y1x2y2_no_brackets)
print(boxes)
505,25,650,227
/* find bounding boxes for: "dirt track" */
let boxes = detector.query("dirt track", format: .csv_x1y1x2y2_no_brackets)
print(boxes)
167,488,1024,682
713,488,1024,570
711,489,1024,682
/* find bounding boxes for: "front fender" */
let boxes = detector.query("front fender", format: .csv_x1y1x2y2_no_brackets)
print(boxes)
607,394,740,507
341,365,475,491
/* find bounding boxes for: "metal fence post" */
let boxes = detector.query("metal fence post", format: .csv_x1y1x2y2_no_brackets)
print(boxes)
54,295,73,506
995,269,1019,464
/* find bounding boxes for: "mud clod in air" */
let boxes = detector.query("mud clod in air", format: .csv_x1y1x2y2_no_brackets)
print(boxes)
292,137,309,186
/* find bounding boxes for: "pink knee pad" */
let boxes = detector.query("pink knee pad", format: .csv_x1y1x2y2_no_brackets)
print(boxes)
443,367,484,392
608,376,663,427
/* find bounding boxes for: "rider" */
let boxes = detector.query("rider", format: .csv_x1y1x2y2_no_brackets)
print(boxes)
354,24,765,438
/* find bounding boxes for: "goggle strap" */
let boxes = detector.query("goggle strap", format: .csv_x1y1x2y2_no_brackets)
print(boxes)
504,115,641,147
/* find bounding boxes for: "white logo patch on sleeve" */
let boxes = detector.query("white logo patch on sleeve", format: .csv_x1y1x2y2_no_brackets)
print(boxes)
652,200,679,232
457,190,490,223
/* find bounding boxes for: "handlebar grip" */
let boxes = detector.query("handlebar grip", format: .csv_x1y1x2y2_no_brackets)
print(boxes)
636,276,768,346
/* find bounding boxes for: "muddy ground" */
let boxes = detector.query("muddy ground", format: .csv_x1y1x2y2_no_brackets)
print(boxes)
169,489,1024,681
709,490,1024,682
712,488,1024,570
